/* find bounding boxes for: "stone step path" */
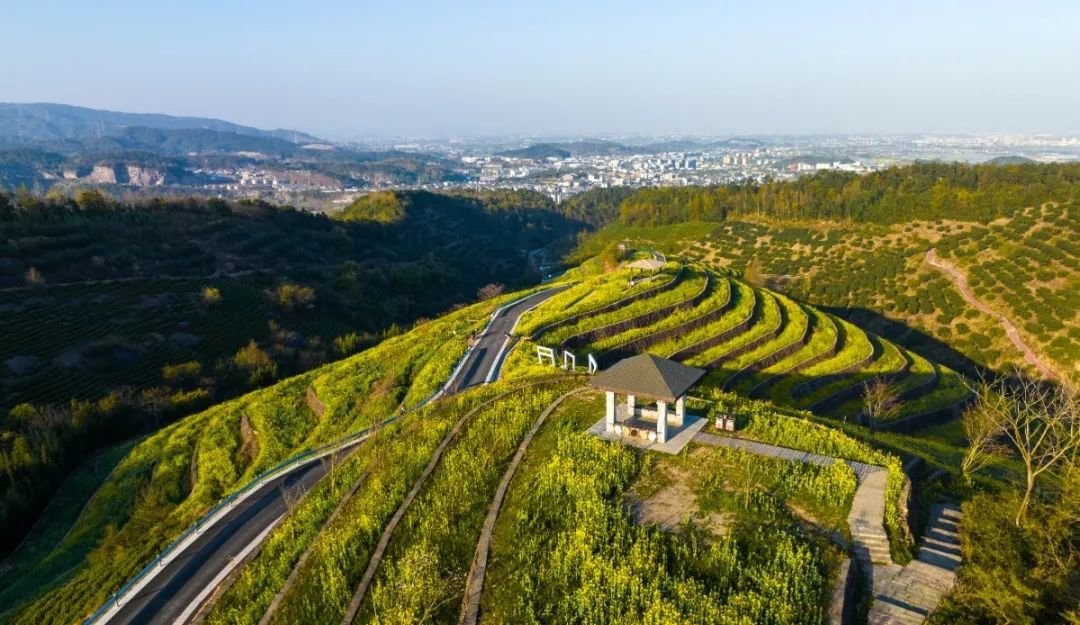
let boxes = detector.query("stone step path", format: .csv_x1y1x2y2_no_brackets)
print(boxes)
693,430,903,623
869,503,962,625
848,469,893,567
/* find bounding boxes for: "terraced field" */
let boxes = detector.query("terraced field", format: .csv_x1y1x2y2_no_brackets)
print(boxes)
509,259,970,429
577,205,1079,387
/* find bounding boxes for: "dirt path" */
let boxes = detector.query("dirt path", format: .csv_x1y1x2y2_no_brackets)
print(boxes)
457,388,586,625
925,249,1058,381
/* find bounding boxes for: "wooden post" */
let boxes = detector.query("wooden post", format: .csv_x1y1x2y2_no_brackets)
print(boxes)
674,395,685,427
627,395,636,418
657,401,668,443
605,391,616,432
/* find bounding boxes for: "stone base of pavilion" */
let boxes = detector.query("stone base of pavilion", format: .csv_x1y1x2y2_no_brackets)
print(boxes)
587,406,708,455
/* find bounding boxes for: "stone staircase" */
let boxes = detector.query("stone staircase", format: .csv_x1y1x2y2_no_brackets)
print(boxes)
849,470,893,567
868,503,963,625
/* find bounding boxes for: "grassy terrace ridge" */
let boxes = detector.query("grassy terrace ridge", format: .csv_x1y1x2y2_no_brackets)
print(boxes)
687,287,781,369
716,292,809,387
785,318,875,399
894,349,938,398
797,335,906,410
354,382,576,623
893,365,969,419
824,350,941,422
583,271,731,353
515,260,681,338
0,288,524,625
648,278,757,357
541,266,706,346
224,381,565,625
743,307,839,397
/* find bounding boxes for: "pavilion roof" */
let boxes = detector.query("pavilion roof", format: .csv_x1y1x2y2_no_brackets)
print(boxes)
589,354,706,402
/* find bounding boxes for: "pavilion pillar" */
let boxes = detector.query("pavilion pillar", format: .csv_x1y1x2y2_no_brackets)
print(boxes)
605,391,616,432
627,394,636,418
674,395,686,427
656,400,668,443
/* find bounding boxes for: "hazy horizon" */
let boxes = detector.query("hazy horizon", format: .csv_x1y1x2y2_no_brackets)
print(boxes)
5,1,1080,139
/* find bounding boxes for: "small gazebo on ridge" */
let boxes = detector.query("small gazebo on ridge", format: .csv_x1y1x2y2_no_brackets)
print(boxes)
589,354,706,445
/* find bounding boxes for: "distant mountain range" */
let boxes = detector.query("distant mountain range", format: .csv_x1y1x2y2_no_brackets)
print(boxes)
496,137,765,159
0,103,467,193
0,102,322,146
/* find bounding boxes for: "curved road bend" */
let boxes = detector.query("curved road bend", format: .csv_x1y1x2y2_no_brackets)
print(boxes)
97,286,563,625
447,288,566,394
105,452,340,625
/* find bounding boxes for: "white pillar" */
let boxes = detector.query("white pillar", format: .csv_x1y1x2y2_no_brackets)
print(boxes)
627,395,636,418
674,395,685,427
656,401,668,443
605,391,616,431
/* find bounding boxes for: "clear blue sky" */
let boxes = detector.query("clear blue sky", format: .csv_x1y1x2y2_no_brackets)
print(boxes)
3,0,1079,138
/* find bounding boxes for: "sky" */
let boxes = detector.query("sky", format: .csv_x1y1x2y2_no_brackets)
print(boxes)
3,0,1079,139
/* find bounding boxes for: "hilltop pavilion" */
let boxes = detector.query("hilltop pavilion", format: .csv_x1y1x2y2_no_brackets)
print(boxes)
589,354,706,445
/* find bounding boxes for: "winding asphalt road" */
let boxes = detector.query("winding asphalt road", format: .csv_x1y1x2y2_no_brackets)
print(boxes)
446,288,566,394
94,287,562,625
105,453,340,625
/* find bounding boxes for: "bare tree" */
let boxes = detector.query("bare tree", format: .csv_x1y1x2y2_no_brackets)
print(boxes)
25,266,45,287
476,282,505,301
971,373,1080,526
736,451,766,510
279,482,306,541
959,385,1006,484
863,378,901,427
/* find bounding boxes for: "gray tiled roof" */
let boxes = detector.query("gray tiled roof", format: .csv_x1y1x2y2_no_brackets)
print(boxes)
589,354,706,401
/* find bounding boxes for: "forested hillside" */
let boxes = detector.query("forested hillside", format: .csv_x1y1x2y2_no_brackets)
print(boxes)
613,162,1080,224
567,163,1080,385
0,188,584,558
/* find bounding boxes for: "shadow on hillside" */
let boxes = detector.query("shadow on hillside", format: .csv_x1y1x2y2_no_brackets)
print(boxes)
821,306,992,380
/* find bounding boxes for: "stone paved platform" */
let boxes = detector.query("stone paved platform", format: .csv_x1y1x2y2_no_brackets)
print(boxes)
587,412,707,454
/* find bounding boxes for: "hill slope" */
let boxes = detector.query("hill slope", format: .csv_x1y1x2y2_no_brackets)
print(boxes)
0,102,320,145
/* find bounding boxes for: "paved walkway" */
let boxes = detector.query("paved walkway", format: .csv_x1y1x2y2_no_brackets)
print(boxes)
693,432,880,480
925,249,1058,381
869,504,963,625
693,432,911,622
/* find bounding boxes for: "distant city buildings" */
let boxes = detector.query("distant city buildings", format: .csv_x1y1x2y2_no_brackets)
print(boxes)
62,133,1080,207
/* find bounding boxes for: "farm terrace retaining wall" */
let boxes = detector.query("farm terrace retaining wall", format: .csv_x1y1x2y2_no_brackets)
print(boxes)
790,331,881,400
748,315,841,399
598,277,734,366
876,393,974,433
669,286,759,362
561,271,711,351
809,348,913,414
531,265,684,341
701,293,785,370
723,303,814,391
